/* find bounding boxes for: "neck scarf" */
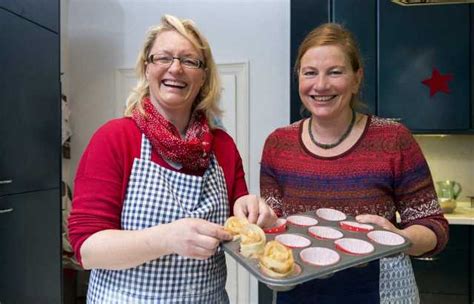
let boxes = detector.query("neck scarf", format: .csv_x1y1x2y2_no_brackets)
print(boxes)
132,98,213,171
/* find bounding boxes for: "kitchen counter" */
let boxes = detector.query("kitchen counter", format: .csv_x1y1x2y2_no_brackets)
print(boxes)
443,201,474,225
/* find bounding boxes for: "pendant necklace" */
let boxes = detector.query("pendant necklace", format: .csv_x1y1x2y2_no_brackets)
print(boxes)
308,109,356,150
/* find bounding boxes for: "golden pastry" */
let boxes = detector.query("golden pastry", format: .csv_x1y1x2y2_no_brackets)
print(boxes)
224,216,249,240
240,224,266,258
259,240,295,278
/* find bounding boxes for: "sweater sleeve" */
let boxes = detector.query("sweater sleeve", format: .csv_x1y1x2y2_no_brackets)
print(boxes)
393,124,449,257
67,119,136,265
260,131,284,217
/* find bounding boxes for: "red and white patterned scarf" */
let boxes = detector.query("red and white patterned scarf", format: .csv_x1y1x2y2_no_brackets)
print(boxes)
132,98,213,171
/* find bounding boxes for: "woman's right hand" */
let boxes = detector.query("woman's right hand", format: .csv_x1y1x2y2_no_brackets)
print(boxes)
162,218,233,260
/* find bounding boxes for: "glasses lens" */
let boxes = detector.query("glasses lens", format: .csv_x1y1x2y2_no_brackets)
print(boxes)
181,57,201,69
149,55,203,69
155,56,173,65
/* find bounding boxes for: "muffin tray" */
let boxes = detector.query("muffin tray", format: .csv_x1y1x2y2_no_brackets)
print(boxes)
222,209,411,290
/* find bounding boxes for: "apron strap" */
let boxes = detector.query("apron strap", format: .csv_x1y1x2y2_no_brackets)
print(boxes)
139,134,152,160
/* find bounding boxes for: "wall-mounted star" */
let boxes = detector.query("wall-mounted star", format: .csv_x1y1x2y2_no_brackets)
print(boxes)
421,68,453,97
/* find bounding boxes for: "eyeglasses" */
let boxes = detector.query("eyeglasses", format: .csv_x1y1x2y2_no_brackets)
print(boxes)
148,54,205,69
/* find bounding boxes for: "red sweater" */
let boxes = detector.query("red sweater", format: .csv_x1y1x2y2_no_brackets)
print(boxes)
68,118,249,264
260,116,449,257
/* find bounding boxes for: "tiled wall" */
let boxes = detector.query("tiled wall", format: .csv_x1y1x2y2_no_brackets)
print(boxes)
415,135,474,203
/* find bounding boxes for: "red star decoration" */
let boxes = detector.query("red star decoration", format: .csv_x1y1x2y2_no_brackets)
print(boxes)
421,68,453,97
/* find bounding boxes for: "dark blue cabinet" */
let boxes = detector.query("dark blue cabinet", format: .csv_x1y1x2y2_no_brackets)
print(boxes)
333,0,377,114
0,4,61,303
411,225,472,304
0,0,59,33
290,0,473,133
0,190,61,303
0,8,60,196
378,1,471,132
290,0,331,123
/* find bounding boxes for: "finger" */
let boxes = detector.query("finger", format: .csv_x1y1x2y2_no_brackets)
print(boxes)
356,214,382,224
185,243,217,260
246,198,259,224
356,214,394,231
196,222,232,241
256,200,277,228
233,202,247,218
193,234,221,251
215,227,233,241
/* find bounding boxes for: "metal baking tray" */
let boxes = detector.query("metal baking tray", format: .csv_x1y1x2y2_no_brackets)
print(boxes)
222,210,411,290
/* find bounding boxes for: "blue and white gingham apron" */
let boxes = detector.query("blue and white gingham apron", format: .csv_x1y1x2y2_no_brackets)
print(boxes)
87,134,230,303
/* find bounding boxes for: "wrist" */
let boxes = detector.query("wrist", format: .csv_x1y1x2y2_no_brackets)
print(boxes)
144,223,174,257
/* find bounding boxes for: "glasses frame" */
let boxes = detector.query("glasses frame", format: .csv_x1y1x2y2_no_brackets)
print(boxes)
147,54,205,70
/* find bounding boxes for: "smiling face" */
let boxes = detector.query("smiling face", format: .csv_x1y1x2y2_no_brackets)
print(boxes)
298,45,362,121
145,30,206,120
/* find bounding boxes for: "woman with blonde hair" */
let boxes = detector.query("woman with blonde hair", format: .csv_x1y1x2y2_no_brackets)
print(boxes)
69,15,276,303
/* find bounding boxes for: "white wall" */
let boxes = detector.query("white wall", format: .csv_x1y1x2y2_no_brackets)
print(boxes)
65,1,290,302
415,135,474,203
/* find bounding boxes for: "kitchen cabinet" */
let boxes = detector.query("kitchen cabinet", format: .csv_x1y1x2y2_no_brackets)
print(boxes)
471,5,474,130
378,1,471,132
411,225,473,304
0,0,59,33
332,0,377,115
0,8,60,197
0,190,61,303
471,225,474,304
290,0,474,133
0,2,61,303
290,0,330,123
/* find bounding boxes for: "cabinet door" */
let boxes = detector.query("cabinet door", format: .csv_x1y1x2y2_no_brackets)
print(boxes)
411,225,470,299
0,0,59,33
471,5,474,130
0,189,61,303
290,0,331,123
0,9,60,196
333,0,377,114
378,1,470,131
470,226,473,304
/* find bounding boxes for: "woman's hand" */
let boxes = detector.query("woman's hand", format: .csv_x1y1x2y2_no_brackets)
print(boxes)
355,214,401,233
163,218,232,260
233,194,277,228
356,214,437,256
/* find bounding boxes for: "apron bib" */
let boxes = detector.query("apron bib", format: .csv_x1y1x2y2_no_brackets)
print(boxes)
87,135,230,303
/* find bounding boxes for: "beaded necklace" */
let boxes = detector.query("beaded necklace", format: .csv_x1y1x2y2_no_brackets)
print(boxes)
308,109,356,150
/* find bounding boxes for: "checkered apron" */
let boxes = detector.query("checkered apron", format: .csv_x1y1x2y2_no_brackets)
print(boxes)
87,135,230,303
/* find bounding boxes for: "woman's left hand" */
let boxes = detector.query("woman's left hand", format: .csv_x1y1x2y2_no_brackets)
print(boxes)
233,194,277,228
356,214,437,256
355,214,401,234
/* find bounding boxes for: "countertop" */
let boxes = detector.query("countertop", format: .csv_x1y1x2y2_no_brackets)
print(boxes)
443,201,474,225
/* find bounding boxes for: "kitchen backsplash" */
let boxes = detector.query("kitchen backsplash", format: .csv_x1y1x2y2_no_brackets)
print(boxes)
415,135,474,202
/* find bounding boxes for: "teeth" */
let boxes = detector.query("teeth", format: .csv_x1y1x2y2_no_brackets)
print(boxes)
311,95,334,101
163,79,186,88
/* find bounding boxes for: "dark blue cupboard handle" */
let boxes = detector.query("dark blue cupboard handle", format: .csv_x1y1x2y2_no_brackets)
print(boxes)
414,256,439,262
0,208,13,214
0,179,13,185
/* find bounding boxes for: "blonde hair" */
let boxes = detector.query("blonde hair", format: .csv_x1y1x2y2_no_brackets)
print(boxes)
294,23,366,111
123,15,222,123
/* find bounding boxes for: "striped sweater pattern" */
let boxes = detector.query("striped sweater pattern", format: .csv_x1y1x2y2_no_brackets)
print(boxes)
260,116,448,255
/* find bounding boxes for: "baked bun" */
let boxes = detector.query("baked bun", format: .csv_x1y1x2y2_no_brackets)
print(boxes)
239,224,266,258
224,216,249,240
259,240,295,278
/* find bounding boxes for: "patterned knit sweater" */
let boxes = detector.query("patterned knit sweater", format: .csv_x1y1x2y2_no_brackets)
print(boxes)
260,116,448,256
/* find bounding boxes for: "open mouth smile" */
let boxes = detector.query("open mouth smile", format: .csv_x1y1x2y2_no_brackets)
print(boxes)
310,95,337,102
162,79,187,89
